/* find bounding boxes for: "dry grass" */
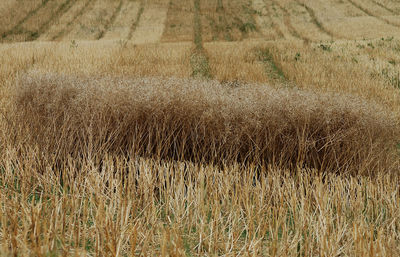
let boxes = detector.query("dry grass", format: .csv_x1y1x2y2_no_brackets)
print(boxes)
130,1,169,44
1,71,399,256
199,0,258,42
41,0,93,41
0,0,41,39
274,0,331,42
205,41,286,84
0,41,192,83
161,0,194,42
2,0,69,42
1,0,400,256
0,153,399,256
252,0,283,41
269,40,400,113
101,0,141,40
7,72,399,175
64,0,121,40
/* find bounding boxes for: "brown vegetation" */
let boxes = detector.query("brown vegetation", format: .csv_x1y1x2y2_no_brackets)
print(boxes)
8,72,399,175
1,0,400,256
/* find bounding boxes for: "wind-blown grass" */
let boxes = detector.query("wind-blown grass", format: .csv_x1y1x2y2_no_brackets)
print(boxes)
8,72,399,175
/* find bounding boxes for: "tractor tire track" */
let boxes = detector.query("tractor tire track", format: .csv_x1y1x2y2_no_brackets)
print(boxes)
269,0,310,42
30,0,76,41
97,0,123,39
1,0,50,40
296,1,336,39
255,47,288,85
52,0,95,40
127,0,145,40
129,2,168,44
348,0,400,28
192,0,211,78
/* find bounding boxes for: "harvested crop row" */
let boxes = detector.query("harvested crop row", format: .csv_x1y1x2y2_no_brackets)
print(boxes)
97,0,123,39
0,0,40,36
64,0,121,40
373,0,400,14
268,0,305,41
273,0,331,42
0,41,192,88
270,40,400,112
1,0,49,41
10,72,399,175
4,0,70,42
40,0,92,40
295,0,336,39
303,0,400,39
130,2,168,44
101,0,141,40
348,0,400,26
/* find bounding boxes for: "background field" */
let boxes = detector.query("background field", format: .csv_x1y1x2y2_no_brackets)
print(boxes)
0,0,400,256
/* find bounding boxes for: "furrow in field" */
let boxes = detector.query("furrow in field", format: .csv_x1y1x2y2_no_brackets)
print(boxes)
98,0,123,40
130,4,168,44
64,0,120,40
161,0,195,42
1,0,49,41
51,0,94,40
347,0,400,27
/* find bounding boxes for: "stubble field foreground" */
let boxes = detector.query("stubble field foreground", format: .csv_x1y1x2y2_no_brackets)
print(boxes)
0,0,400,256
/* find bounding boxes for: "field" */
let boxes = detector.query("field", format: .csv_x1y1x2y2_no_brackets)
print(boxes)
0,0,400,256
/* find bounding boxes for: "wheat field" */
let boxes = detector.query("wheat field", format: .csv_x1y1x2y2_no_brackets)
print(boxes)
0,0,400,256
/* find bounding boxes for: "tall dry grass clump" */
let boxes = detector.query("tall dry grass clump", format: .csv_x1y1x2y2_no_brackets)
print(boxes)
8,71,399,174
